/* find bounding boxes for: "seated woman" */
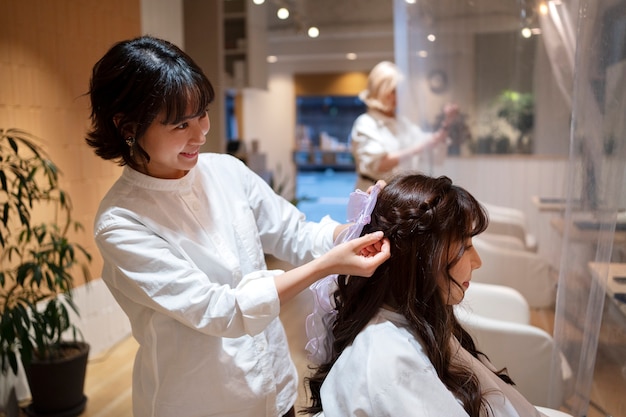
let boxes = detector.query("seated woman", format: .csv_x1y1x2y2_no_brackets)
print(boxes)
303,174,550,417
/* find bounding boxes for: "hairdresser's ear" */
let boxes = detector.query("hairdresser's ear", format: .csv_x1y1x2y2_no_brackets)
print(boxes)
113,113,136,139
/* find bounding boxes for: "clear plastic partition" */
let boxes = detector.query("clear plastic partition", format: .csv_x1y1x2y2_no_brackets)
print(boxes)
394,1,626,416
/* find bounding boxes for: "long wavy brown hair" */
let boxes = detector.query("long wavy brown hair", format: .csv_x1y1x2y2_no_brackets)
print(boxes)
303,174,514,416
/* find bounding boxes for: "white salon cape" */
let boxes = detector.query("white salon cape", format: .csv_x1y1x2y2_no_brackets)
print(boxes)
351,109,444,191
94,153,338,417
320,309,548,417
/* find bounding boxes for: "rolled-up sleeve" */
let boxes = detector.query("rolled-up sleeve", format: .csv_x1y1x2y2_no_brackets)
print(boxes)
235,269,283,335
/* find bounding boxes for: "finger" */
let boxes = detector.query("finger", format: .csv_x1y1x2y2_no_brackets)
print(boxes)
360,239,391,274
350,231,384,250
359,237,387,257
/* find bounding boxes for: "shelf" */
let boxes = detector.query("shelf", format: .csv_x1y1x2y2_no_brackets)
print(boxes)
221,0,267,90
293,150,355,171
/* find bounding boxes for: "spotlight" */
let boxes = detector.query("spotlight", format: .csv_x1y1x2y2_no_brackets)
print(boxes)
277,8,289,19
308,26,320,38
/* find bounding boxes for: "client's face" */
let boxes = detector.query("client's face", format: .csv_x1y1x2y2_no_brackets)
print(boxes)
440,238,482,305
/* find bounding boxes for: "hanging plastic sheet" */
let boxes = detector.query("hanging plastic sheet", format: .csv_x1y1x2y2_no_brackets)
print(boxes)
394,0,626,415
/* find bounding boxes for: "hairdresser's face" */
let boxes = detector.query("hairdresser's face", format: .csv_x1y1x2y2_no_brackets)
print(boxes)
441,238,482,305
137,108,209,179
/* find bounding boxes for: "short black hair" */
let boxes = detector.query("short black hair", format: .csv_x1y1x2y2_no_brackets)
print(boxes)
86,35,215,168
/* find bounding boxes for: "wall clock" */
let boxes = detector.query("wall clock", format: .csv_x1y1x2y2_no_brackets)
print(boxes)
428,69,448,94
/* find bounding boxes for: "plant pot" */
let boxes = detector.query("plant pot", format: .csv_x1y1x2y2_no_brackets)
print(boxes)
23,342,89,417
0,386,20,417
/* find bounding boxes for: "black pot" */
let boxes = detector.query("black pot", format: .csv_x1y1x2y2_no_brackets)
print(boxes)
23,342,89,417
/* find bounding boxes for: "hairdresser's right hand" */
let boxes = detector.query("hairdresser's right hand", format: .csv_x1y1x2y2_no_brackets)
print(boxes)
325,231,390,277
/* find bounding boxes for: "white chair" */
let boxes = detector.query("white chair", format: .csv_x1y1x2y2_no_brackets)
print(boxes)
472,235,557,308
481,202,538,252
455,282,573,410
535,406,575,417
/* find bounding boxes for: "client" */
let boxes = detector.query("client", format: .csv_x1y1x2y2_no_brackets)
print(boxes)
303,174,550,417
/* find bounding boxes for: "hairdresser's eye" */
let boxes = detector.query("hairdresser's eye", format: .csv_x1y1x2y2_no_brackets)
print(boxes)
176,122,189,130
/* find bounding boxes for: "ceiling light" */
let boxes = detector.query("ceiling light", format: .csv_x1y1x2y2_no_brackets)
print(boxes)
346,53,357,60
427,34,436,42
538,2,548,15
405,0,416,3
277,8,289,19
417,50,428,58
521,27,532,38
252,0,265,4
267,55,278,63
308,26,320,38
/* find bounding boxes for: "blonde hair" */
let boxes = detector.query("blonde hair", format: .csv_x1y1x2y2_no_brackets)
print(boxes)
358,61,403,113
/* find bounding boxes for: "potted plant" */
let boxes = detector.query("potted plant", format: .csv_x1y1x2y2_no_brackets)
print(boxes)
0,128,92,416
496,90,535,153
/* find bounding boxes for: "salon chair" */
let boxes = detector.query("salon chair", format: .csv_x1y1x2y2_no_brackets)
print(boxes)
472,235,557,308
455,282,573,410
481,202,538,252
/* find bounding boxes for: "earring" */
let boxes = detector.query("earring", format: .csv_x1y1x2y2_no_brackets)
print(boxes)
125,136,135,157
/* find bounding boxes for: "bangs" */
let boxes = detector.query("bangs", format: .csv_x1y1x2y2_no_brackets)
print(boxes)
465,198,489,238
451,188,488,242
160,72,215,125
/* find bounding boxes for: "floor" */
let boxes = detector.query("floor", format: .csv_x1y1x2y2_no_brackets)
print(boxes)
295,170,357,222
19,170,626,417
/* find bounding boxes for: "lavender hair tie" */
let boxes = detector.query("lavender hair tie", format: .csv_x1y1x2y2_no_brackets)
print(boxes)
305,184,381,365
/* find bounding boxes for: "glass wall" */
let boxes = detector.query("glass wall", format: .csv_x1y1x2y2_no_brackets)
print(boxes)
395,0,571,158
395,0,626,416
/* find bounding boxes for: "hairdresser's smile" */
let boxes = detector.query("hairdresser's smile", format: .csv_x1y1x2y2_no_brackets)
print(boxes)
180,149,200,159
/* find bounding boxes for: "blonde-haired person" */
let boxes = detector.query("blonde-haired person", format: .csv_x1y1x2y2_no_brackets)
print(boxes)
351,61,459,191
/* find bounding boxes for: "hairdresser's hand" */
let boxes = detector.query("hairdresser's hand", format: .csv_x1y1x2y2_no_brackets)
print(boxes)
275,231,390,304
359,235,386,258
326,231,390,277
366,180,386,194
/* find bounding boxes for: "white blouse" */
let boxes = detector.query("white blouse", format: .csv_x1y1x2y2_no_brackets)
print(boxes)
94,153,338,417
350,109,432,191
319,309,547,417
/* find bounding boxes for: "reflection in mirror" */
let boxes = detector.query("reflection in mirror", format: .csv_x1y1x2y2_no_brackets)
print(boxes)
395,0,571,157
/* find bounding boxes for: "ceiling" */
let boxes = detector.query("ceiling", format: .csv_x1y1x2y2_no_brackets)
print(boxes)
263,0,530,72
266,0,394,35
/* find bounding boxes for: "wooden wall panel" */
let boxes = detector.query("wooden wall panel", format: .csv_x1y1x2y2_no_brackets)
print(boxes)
0,0,142,284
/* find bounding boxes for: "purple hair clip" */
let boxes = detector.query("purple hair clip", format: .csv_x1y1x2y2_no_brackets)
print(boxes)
305,184,381,365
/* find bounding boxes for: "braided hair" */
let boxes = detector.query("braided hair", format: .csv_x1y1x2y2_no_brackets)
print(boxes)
304,174,511,417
